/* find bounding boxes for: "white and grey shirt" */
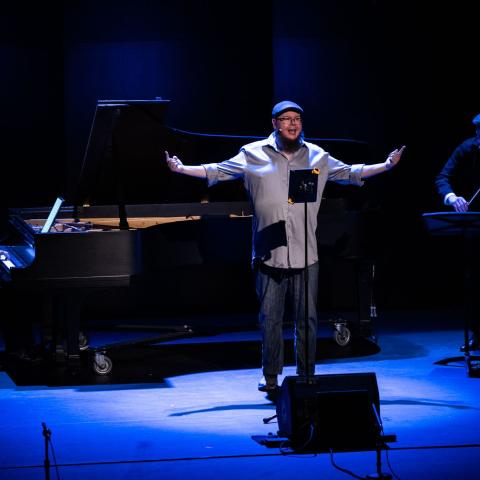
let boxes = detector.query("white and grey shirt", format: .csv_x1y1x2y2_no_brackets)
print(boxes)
202,132,364,269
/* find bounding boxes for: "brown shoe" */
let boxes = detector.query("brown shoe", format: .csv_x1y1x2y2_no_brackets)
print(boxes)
258,374,278,392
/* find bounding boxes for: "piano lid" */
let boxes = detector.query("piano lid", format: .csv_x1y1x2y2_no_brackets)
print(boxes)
72,98,254,212
74,99,168,207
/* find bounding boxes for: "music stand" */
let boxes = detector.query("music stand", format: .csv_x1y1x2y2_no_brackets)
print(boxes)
422,212,480,377
288,168,319,382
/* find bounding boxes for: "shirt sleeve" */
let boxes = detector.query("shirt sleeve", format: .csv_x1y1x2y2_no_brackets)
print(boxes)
327,155,365,186
435,144,465,199
444,192,456,205
202,151,247,187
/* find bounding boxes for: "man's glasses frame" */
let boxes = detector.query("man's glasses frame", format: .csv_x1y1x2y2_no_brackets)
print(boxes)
276,116,302,124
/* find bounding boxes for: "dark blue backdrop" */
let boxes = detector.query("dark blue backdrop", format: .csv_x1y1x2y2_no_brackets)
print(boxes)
1,0,478,309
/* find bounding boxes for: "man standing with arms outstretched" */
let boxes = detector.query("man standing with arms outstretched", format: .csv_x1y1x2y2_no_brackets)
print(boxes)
166,100,405,392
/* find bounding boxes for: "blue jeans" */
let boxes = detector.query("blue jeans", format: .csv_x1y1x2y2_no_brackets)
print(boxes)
255,262,319,376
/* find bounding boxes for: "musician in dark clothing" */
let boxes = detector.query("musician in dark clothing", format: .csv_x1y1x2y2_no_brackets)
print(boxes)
435,113,480,350
435,114,480,211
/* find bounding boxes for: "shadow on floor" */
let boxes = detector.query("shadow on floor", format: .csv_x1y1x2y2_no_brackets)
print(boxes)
1,334,380,387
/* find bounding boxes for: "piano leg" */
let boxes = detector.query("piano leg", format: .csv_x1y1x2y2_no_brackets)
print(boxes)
63,292,81,369
355,258,376,339
0,287,36,360
41,295,56,360
43,292,82,370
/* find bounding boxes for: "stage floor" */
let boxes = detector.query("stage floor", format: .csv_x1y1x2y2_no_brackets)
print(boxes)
1,309,479,479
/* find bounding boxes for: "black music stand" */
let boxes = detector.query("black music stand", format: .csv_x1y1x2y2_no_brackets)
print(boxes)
288,168,319,382
422,212,480,377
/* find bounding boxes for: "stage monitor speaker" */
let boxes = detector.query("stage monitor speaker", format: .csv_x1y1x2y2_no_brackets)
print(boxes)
276,372,381,452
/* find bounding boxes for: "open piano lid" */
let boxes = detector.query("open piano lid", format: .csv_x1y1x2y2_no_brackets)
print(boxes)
74,98,171,208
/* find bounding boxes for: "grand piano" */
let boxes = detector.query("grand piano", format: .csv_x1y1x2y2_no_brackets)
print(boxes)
0,99,378,373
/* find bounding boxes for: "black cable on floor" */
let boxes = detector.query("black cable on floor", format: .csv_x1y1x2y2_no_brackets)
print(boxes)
329,449,365,480
385,447,400,480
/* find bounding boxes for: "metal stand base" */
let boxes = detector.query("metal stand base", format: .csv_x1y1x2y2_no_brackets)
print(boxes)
366,474,392,480
366,442,393,480
435,355,480,377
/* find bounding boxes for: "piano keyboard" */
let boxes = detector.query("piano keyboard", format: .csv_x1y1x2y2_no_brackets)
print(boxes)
0,251,15,269
0,246,32,269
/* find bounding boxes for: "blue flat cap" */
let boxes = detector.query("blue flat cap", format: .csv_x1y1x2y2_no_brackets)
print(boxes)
272,100,304,118
473,113,480,125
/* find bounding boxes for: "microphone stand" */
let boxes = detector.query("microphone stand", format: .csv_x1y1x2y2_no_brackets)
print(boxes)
301,182,311,383
42,422,51,480
269,171,318,426
366,404,392,480
296,177,317,383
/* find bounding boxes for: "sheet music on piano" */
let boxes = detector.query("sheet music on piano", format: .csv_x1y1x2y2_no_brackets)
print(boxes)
40,197,65,233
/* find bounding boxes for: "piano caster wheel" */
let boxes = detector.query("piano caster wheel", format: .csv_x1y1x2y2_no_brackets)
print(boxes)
79,332,89,351
333,323,351,347
92,353,113,375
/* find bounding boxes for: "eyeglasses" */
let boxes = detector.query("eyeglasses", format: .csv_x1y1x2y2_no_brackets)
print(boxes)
277,116,302,124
